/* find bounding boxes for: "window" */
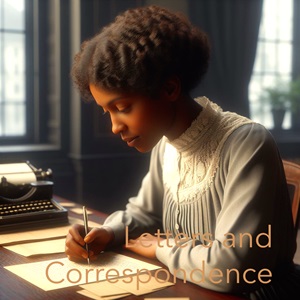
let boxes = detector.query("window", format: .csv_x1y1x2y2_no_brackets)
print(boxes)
0,0,27,138
0,0,62,147
249,0,293,130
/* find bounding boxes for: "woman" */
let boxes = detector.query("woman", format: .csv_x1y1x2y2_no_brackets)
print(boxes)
65,5,300,299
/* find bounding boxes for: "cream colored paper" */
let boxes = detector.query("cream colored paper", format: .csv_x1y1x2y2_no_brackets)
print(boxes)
4,238,66,256
80,273,174,296
4,251,161,291
144,298,190,300
144,297,190,300
107,273,174,296
0,163,36,184
77,289,130,300
0,223,71,246
0,217,102,246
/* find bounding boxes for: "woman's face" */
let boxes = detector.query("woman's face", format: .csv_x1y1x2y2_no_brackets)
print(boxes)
89,84,176,153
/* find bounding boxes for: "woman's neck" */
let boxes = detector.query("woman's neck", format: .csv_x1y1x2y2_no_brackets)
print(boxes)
165,95,202,141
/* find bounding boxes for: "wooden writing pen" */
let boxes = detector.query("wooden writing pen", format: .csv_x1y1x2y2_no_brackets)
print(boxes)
82,206,90,265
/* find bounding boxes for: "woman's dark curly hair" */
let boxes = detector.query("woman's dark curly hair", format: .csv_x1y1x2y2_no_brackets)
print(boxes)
71,5,211,101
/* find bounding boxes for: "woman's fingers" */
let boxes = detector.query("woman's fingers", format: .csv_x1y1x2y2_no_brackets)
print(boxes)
65,225,115,261
68,224,85,246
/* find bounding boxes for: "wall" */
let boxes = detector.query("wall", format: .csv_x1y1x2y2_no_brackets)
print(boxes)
66,0,151,213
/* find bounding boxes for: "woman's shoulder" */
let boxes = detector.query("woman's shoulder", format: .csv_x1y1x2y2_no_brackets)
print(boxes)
226,122,276,146
222,122,281,165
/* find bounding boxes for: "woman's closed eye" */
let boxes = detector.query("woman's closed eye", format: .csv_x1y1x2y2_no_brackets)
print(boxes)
115,105,131,113
101,106,130,116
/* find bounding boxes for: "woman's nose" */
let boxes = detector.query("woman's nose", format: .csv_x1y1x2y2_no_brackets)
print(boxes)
111,116,126,135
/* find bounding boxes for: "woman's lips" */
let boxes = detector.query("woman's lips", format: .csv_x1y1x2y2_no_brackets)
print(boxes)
123,136,139,147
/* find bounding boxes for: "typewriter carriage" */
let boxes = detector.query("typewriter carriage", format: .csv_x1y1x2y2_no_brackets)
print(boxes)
0,161,52,201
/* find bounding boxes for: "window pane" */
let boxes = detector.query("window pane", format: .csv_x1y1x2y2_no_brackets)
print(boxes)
3,33,25,102
1,32,26,136
261,0,277,40
253,42,264,73
0,36,2,104
249,0,293,130
278,0,293,40
0,105,2,135
264,42,277,73
3,0,25,30
278,43,292,73
4,103,25,135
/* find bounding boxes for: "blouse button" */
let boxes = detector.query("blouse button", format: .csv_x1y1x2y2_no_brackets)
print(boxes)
175,224,179,230
176,209,180,215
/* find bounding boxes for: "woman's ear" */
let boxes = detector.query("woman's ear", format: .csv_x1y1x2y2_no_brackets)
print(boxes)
161,76,181,101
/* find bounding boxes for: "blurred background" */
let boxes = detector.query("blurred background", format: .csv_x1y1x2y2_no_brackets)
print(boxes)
0,0,299,214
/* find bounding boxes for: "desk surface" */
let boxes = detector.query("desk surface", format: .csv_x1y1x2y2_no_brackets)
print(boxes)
0,196,245,300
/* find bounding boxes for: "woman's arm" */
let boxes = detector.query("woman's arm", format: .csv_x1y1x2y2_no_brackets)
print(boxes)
102,138,166,246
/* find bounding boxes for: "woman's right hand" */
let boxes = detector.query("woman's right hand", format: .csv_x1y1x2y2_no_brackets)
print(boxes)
65,224,114,262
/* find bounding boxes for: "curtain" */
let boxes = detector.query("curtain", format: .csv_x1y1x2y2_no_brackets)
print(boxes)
189,0,263,117
292,0,300,79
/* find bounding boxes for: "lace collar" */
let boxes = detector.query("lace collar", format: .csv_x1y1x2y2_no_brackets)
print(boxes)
167,97,222,153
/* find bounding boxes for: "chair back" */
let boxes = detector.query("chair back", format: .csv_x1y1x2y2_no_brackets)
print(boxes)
283,160,300,229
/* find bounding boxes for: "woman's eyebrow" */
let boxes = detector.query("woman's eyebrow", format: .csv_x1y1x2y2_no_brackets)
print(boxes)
98,96,128,114
106,97,124,106
100,97,126,110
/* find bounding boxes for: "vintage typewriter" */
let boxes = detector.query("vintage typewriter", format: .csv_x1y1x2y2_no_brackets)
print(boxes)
0,161,68,231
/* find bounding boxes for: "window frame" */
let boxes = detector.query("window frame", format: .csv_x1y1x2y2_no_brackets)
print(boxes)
0,0,52,146
249,0,294,131
0,0,32,143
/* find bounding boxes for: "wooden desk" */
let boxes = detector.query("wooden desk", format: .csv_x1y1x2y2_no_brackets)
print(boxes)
0,196,245,300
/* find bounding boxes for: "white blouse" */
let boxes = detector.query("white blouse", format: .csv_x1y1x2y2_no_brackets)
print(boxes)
103,97,296,295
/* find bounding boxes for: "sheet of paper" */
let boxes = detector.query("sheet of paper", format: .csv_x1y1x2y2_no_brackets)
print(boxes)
80,273,174,296
0,217,102,246
0,162,36,184
79,281,132,299
4,251,161,291
107,273,174,296
3,238,66,256
77,289,130,300
144,298,190,300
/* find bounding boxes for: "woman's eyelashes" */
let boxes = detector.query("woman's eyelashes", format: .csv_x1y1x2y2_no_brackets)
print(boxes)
118,107,130,113
115,104,131,113
101,103,131,116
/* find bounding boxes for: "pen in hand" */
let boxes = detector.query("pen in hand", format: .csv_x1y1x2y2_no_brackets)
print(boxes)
82,206,90,265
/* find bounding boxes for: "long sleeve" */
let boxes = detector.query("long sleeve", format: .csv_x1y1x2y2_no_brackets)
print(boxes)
156,124,296,293
103,139,166,245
